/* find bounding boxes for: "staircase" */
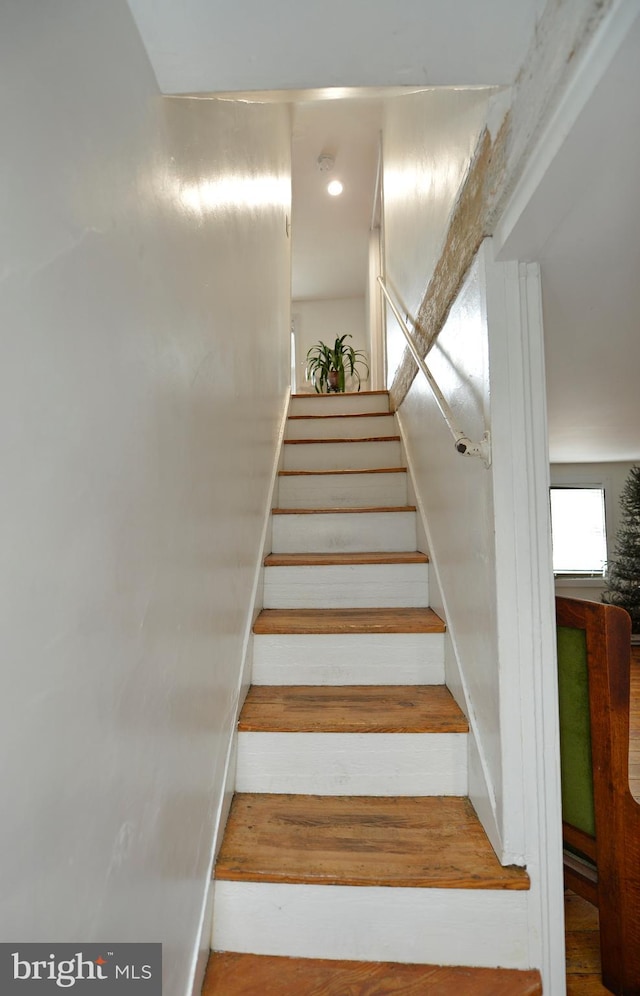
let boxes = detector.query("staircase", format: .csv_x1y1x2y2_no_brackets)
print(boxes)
205,391,542,995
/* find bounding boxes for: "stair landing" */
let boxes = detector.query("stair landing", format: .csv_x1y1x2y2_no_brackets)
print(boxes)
203,952,543,995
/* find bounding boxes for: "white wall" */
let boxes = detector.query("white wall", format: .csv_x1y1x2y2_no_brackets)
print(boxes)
293,297,368,393
0,4,290,994
551,461,637,601
394,247,564,989
381,88,492,384
396,256,501,830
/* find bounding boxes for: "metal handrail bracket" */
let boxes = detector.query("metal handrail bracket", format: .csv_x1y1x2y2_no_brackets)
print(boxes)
378,276,491,468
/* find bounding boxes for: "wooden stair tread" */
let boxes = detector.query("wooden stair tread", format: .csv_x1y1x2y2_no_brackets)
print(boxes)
279,466,406,476
215,794,530,889
264,551,429,567
291,390,389,398
253,607,446,635
239,685,468,733
272,505,415,515
203,952,543,996
288,411,393,421
284,436,400,445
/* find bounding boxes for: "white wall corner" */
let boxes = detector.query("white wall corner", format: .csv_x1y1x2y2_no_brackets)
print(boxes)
482,240,565,991
480,245,527,863
466,733,503,861
396,409,504,859
189,388,291,994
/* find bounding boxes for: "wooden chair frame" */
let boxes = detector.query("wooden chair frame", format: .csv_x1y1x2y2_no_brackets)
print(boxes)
557,596,640,995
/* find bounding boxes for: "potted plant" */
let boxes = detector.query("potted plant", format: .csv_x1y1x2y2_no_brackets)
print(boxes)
305,334,369,393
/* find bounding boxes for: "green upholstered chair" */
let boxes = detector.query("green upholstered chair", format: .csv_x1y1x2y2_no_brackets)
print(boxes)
556,596,640,995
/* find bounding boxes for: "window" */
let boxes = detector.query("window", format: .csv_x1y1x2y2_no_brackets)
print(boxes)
549,487,607,576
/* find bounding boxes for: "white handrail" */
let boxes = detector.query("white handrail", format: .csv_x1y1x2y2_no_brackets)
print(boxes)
377,276,491,467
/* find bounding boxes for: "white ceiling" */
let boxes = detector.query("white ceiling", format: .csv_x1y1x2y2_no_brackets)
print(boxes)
127,0,543,95
498,14,640,463
128,0,640,464
291,96,383,301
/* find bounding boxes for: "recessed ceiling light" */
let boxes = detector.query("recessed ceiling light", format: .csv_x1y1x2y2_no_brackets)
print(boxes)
327,180,343,197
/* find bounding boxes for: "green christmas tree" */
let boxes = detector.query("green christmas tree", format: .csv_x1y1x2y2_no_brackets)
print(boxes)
603,465,640,633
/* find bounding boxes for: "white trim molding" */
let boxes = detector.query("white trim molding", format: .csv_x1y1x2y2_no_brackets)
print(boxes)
483,243,565,995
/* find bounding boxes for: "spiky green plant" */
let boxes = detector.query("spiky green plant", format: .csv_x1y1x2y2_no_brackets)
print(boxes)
603,465,640,633
305,334,369,393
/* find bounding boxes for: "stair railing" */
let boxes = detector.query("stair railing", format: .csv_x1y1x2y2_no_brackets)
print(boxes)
377,276,491,468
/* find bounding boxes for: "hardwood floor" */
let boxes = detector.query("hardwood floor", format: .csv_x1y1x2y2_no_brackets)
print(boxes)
564,890,610,995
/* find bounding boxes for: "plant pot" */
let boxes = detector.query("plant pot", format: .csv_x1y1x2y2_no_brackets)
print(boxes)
327,369,340,392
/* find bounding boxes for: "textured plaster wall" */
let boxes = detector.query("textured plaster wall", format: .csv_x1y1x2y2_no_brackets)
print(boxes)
387,0,617,409
0,3,290,993
381,88,492,391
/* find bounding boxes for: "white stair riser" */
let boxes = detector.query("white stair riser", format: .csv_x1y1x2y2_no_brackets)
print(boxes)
212,882,530,968
236,733,467,795
290,395,389,416
283,439,401,471
272,511,417,554
263,564,429,609
252,633,446,685
286,414,397,440
278,472,408,509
